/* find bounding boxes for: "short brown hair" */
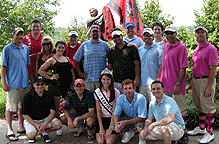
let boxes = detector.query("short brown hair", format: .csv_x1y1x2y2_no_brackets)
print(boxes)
31,19,41,26
122,79,134,88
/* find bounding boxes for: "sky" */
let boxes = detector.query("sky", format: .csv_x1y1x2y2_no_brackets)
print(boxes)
53,0,204,28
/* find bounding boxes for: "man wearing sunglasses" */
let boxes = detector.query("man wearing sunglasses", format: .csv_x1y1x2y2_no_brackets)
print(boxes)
160,27,189,144
138,28,163,106
21,76,62,143
107,28,140,93
22,19,44,82
74,24,110,93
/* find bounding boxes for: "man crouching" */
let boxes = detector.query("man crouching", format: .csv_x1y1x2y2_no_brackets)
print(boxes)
21,76,62,143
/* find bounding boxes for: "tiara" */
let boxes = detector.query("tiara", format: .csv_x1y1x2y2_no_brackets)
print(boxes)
101,68,112,75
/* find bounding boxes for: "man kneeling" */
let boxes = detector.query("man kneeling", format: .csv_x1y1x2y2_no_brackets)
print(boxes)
114,79,147,143
21,76,62,143
61,79,96,139
139,80,185,144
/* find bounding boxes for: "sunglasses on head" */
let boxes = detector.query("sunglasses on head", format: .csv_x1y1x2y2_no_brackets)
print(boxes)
42,42,51,46
165,31,175,35
35,83,45,86
143,33,153,37
92,26,100,29
113,35,121,39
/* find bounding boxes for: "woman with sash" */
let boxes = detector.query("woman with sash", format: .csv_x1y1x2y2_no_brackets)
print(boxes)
94,68,120,144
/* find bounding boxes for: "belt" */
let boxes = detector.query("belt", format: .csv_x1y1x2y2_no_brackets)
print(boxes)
193,76,209,79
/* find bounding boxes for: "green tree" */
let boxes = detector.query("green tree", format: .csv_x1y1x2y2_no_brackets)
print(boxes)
0,0,60,51
194,0,219,49
139,0,174,28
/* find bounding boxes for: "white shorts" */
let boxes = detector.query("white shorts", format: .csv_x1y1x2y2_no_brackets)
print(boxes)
24,116,58,134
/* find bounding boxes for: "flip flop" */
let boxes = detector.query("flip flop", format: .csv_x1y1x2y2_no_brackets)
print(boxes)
87,134,94,140
17,130,26,134
73,132,82,137
6,134,18,141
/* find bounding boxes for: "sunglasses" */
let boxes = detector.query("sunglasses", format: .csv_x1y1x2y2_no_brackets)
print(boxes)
92,26,100,29
165,31,175,35
143,33,153,37
35,83,45,86
42,42,51,46
113,35,121,39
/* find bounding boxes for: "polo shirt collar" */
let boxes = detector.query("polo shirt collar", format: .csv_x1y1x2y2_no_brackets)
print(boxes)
144,42,155,50
115,42,128,50
155,94,166,105
168,40,180,47
90,38,101,44
11,41,24,49
125,35,137,41
197,41,210,49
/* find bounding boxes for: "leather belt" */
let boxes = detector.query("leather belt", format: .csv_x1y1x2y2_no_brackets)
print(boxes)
193,76,209,79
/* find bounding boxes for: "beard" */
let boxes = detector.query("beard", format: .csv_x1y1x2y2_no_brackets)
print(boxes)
92,34,99,39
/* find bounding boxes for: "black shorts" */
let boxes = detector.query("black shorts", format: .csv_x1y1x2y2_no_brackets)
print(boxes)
95,117,119,135
48,84,70,98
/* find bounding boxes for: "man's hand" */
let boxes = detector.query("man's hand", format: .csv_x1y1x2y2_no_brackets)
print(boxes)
67,118,74,130
38,122,48,132
2,82,9,92
105,128,112,139
115,121,126,133
173,85,180,95
73,117,79,128
98,128,106,139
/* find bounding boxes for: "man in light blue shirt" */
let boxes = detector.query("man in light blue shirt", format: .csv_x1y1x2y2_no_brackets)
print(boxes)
138,28,163,104
1,27,30,141
151,22,165,49
140,80,185,143
123,22,144,49
73,24,110,93
114,79,147,143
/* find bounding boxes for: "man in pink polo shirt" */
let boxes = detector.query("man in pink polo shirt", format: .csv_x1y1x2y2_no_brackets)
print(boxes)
160,27,189,144
187,25,218,144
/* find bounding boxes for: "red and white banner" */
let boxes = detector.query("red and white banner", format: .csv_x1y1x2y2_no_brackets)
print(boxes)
107,0,144,38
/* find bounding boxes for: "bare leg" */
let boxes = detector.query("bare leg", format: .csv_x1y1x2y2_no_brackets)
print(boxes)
106,134,117,144
45,120,62,133
161,126,172,144
18,108,25,131
54,96,61,119
26,132,37,139
6,110,14,134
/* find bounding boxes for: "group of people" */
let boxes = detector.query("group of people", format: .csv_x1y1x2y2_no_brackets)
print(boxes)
1,17,218,144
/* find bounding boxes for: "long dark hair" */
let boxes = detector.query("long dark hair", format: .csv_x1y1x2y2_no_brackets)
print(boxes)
99,74,115,103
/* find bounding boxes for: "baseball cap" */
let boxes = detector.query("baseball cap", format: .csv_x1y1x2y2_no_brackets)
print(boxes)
195,25,208,33
125,22,135,28
34,76,46,83
74,79,85,87
69,30,78,37
143,28,154,36
91,25,100,32
164,26,177,33
14,27,24,35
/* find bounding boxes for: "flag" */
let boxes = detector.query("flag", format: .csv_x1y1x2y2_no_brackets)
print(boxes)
107,0,143,38
102,6,116,42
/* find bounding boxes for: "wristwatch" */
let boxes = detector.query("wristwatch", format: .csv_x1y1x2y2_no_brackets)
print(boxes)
176,82,181,86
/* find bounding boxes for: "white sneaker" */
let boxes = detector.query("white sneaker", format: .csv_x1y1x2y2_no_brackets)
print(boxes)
187,126,207,136
139,137,146,144
70,127,78,133
200,133,214,143
56,129,63,136
121,129,135,143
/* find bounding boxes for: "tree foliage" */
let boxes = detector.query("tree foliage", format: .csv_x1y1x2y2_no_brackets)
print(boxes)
0,0,60,51
139,0,174,28
194,0,219,49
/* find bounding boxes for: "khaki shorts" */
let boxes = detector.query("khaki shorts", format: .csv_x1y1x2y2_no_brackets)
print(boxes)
139,85,154,104
192,78,216,113
164,92,187,116
142,122,184,141
6,87,29,111
24,117,59,134
85,82,99,93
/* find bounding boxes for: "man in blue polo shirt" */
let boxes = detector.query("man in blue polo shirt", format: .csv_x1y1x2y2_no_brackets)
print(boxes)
138,28,163,104
114,79,147,143
74,24,110,93
1,27,31,141
123,22,144,49
140,80,185,144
